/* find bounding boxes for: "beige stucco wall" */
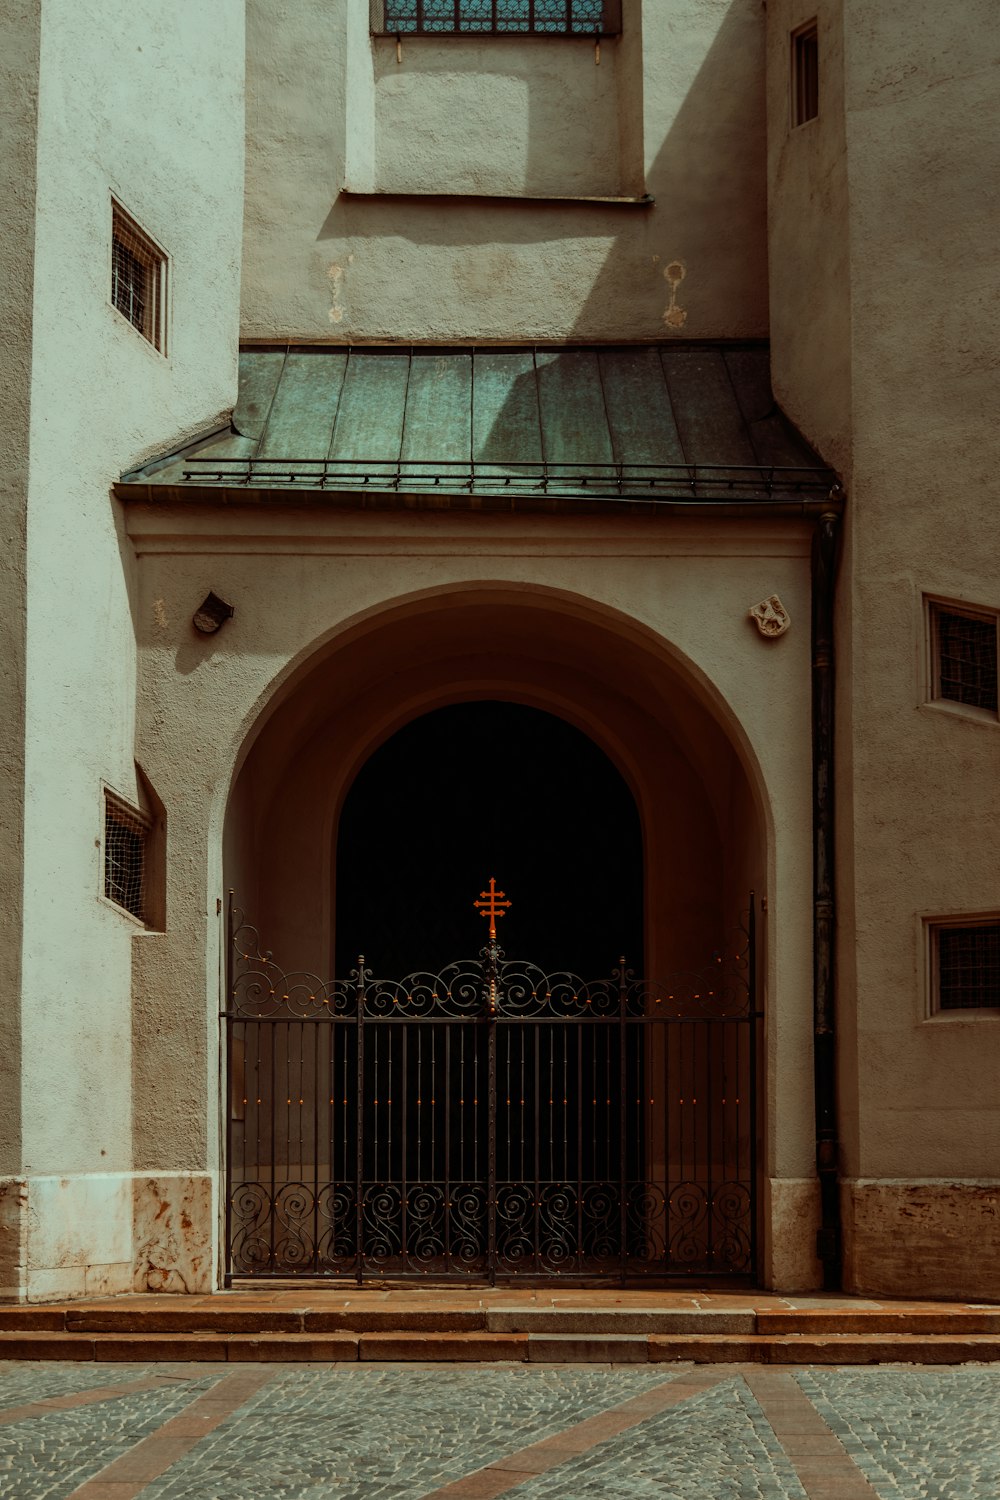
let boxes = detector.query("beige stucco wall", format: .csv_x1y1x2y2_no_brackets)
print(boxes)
0,0,40,1299
124,503,820,1288
242,0,769,341
767,0,1000,1293
6,0,245,1300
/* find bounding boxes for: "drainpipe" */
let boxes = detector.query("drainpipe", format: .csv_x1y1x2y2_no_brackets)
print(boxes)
811,504,842,1290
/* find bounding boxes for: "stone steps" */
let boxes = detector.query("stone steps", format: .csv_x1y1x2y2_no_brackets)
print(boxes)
1,1305,999,1363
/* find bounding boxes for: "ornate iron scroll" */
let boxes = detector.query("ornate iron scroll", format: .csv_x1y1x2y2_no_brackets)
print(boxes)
225,899,759,1283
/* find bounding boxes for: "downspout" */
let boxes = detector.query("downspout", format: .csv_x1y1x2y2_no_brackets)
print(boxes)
811,504,842,1290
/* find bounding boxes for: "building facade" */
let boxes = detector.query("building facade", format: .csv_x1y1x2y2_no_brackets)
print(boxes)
0,0,998,1302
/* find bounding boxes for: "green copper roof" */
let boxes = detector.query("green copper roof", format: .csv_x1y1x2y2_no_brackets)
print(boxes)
120,343,837,508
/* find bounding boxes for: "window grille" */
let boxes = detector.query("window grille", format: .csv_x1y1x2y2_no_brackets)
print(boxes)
933,921,1000,1012
104,791,150,922
371,0,621,35
111,202,167,353
930,602,999,715
791,21,819,125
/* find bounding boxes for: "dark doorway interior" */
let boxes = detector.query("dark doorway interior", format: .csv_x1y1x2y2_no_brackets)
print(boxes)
335,701,643,979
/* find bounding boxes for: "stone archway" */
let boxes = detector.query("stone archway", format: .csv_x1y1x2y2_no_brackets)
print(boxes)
222,585,767,1282
225,586,765,983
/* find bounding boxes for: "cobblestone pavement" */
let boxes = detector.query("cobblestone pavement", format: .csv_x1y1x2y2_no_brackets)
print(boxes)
0,1361,997,1500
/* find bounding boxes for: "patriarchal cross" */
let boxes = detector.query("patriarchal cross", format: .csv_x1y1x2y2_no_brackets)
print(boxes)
474,878,511,941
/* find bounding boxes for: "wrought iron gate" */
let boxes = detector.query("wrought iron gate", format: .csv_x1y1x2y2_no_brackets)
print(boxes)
224,893,759,1283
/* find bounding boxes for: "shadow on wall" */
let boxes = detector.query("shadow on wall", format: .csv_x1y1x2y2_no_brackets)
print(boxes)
315,0,767,341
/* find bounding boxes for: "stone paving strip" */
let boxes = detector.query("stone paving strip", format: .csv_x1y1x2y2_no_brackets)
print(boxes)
0,1374,177,1430
62,1368,273,1500
137,1365,676,1500
422,1366,729,1497
744,1369,879,1499
0,1372,226,1500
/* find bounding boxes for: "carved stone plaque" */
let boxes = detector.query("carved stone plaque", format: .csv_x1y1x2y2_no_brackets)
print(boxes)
749,595,791,638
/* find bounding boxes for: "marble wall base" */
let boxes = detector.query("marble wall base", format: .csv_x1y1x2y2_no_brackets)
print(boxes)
842,1179,1000,1301
132,1173,215,1293
0,1172,215,1302
762,1177,823,1292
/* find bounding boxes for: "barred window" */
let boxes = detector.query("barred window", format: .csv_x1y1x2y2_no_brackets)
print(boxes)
371,0,621,35
932,921,1000,1012
929,601,999,715
104,791,150,923
111,202,167,353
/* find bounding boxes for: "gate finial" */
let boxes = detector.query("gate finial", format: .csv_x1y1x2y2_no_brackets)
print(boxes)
474,877,511,940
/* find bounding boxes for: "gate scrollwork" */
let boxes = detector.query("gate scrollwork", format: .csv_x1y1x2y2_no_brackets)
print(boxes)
224,896,759,1284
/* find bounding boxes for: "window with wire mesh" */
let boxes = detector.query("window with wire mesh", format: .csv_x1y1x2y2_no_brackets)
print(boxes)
104,792,150,923
929,601,999,714
111,202,166,353
371,0,621,35
791,21,819,125
932,921,1000,1012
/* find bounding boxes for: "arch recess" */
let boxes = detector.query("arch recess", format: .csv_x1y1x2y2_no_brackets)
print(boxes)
224,583,770,982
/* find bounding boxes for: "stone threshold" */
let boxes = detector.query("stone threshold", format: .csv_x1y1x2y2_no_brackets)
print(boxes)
1,1292,1000,1363
2,1329,1000,1364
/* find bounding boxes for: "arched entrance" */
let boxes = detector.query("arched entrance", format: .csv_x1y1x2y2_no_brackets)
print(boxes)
334,701,643,977
223,587,765,1283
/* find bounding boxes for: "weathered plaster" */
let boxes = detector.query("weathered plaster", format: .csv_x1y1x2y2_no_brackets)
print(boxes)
11,0,245,1294
242,0,768,341
0,2,39,1215
766,0,1000,1286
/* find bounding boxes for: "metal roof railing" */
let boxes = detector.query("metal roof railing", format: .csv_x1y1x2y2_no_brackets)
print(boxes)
175,456,838,502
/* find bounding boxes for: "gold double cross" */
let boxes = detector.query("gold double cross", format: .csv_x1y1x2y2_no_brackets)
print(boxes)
473,877,511,940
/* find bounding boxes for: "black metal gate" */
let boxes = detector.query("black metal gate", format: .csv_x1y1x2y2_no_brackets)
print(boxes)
224,897,759,1282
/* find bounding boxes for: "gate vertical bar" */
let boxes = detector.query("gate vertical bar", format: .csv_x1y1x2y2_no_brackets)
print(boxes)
224,891,235,1286
269,975,276,1272
401,1024,408,1272
706,1012,714,1272
355,954,366,1286
444,1023,452,1269
313,999,320,1274
747,895,759,1280
618,956,628,1285
533,1028,541,1274
486,941,498,1286
576,1023,583,1275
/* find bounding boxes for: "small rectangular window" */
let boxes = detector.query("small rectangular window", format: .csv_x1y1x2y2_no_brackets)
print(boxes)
792,21,819,126
931,921,1000,1012
371,0,621,36
929,601,999,716
111,201,167,353
104,791,150,922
